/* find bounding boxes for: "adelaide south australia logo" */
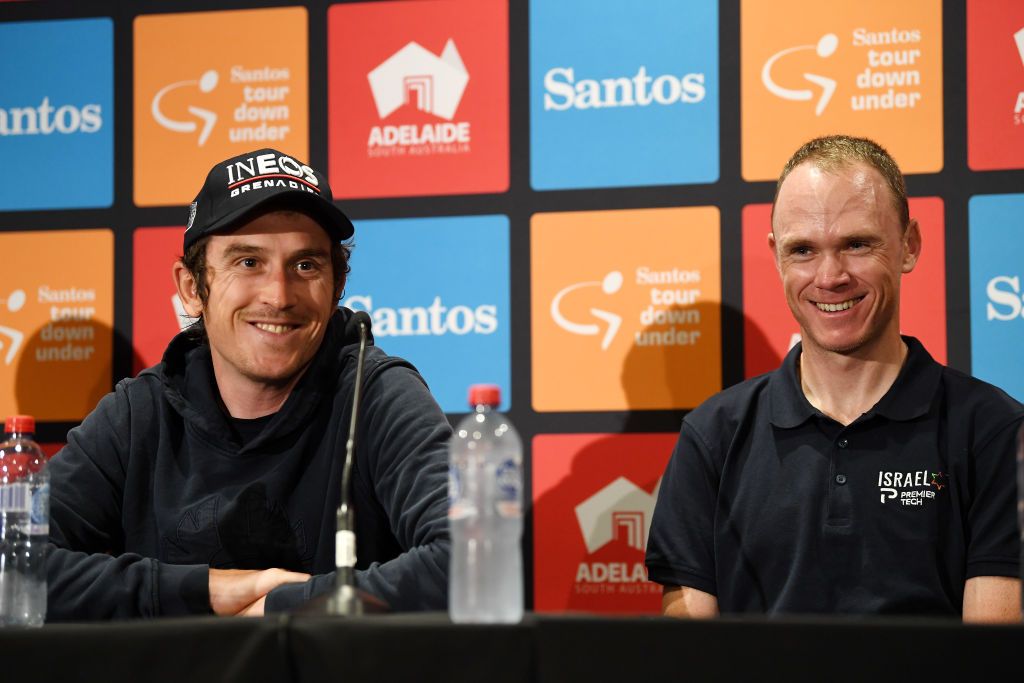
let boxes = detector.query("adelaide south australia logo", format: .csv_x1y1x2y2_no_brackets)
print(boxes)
366,39,470,157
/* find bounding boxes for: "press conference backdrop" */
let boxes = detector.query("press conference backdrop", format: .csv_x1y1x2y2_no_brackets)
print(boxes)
0,0,1022,614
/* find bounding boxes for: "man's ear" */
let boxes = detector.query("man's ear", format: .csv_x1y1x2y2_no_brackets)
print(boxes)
172,260,203,317
767,230,782,275
902,219,922,274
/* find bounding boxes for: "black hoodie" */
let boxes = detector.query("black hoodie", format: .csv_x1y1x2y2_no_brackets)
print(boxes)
46,308,451,619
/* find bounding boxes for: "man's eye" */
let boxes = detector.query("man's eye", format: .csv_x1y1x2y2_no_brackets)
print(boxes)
791,246,811,256
242,258,258,268
297,261,315,272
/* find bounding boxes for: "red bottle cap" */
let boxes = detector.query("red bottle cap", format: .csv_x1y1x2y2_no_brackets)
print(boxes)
468,384,501,408
4,415,35,434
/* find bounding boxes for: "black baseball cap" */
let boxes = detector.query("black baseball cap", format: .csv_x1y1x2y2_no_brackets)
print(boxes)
183,148,354,251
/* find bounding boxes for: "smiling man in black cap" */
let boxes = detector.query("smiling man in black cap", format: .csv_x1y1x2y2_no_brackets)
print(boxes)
46,149,452,619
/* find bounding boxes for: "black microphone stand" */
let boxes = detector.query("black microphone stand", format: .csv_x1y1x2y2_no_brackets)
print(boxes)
328,314,370,616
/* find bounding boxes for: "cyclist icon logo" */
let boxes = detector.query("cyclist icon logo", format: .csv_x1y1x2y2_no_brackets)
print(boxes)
762,33,838,116
0,289,27,366
550,271,623,351
151,69,220,146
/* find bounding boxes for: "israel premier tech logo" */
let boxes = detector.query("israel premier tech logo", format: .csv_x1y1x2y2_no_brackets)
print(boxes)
341,215,510,412
970,194,1024,402
367,40,471,156
0,18,113,210
530,0,719,189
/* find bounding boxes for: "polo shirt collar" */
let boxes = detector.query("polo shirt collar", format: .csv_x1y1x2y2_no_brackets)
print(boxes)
769,335,941,428
769,342,817,428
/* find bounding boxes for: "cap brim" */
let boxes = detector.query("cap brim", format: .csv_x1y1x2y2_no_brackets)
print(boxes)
197,189,354,245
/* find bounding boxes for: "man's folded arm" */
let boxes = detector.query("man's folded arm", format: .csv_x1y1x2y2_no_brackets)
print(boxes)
646,420,722,618
662,585,719,618
266,362,451,613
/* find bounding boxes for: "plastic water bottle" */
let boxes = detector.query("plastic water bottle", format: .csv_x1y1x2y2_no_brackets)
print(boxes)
0,415,49,627
448,385,523,623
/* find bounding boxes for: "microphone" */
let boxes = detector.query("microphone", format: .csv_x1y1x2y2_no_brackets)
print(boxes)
329,310,374,616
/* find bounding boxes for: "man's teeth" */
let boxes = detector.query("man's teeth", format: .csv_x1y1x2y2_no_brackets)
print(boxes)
254,323,293,334
816,299,860,312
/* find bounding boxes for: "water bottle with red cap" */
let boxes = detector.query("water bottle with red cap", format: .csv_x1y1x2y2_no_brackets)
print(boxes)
448,384,523,623
0,415,49,627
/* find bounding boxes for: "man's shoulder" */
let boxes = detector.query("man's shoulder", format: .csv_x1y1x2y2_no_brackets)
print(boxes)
937,363,1024,422
683,370,776,440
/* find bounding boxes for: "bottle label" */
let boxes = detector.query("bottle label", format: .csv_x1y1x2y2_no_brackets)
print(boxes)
447,465,476,520
495,458,522,518
30,482,49,536
0,483,30,513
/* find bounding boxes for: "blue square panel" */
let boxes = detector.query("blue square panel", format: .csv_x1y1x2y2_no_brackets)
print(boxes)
969,194,1024,402
343,215,511,412
0,19,114,210
530,0,719,190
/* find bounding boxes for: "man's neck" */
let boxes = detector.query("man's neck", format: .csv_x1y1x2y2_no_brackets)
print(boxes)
210,362,306,419
798,333,908,427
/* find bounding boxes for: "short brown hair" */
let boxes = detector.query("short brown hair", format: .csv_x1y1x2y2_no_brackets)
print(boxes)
771,135,909,230
180,213,351,339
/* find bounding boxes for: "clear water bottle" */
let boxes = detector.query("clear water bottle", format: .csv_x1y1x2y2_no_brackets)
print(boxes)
0,415,49,627
448,385,523,623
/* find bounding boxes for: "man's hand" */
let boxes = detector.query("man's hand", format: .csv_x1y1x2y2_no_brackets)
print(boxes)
209,568,310,617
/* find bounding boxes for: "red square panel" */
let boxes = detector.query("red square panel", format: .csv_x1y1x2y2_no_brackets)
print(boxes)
532,433,675,614
133,227,188,375
967,0,1024,170
327,0,509,198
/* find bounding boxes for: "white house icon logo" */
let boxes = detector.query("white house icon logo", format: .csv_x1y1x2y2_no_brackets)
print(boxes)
368,40,469,121
574,476,660,554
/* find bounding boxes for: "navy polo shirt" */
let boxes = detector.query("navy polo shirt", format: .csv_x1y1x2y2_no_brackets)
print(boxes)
646,337,1023,615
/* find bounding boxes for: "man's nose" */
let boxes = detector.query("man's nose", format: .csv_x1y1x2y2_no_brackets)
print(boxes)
259,266,296,309
815,252,851,288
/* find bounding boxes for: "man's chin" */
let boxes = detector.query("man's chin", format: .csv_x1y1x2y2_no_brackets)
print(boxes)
241,360,310,388
801,331,870,356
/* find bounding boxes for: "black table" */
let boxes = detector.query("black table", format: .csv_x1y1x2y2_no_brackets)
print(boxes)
2,613,1021,682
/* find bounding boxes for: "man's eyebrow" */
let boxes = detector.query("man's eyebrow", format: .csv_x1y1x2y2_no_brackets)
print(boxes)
290,247,331,261
220,243,266,260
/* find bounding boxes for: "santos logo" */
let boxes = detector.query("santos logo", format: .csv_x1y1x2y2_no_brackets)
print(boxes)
343,295,497,337
544,66,705,110
986,275,1024,321
574,476,660,584
0,98,103,137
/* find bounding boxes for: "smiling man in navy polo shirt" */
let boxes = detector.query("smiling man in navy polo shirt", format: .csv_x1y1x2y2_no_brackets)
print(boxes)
646,135,1023,622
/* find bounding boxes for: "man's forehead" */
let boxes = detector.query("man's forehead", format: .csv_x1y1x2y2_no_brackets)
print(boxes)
774,161,896,229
